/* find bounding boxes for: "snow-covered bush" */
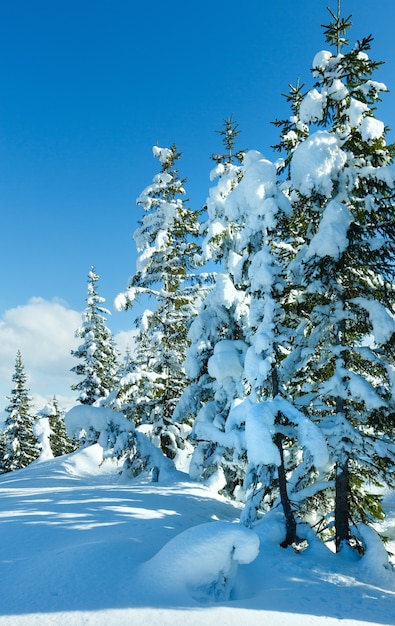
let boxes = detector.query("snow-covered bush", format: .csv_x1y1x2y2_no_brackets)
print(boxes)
65,405,135,459
65,404,175,481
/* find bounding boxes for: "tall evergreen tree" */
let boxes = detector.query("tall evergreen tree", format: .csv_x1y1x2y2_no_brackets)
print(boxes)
49,396,76,455
278,5,395,553
115,145,203,462
187,142,327,546
106,347,139,422
1,351,38,472
222,151,328,545
176,121,245,444
71,267,120,405
183,118,253,495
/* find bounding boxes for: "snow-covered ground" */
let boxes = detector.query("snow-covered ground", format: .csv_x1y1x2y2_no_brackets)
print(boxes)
0,444,394,626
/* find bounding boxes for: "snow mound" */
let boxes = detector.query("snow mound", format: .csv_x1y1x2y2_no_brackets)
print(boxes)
357,524,395,590
136,521,259,602
60,443,121,477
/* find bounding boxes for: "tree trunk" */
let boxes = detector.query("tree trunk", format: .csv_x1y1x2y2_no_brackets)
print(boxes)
272,359,298,547
334,386,350,553
275,431,298,547
335,459,350,552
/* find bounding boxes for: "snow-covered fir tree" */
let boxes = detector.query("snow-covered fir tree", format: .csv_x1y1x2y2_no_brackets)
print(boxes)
105,347,139,422
186,133,328,545
49,396,76,455
277,7,395,553
219,151,329,545
184,13,395,553
115,145,203,462
1,351,38,472
175,120,245,436
71,267,120,405
182,118,254,497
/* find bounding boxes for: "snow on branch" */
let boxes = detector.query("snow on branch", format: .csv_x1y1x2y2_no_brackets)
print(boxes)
352,297,395,345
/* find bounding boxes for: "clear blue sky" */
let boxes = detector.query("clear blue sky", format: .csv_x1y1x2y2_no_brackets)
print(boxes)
0,0,394,408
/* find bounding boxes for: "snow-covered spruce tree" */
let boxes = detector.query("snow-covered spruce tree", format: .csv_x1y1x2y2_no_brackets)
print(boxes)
49,396,76,455
279,7,395,553
115,145,203,462
181,118,255,496
218,151,330,546
186,136,328,545
105,314,161,428
71,267,120,405
1,351,38,472
175,119,245,432
105,347,140,422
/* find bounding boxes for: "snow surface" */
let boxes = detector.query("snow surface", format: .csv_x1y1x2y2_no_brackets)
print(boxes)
0,442,394,626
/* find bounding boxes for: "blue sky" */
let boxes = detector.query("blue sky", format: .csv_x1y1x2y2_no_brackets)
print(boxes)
0,0,394,410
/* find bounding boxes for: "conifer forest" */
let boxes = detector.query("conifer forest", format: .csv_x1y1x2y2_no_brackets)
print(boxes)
1,8,395,622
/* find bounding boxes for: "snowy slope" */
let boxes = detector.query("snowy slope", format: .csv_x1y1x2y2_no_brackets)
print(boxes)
0,445,394,626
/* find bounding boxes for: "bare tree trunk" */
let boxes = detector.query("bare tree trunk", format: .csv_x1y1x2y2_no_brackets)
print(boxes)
331,294,352,551
334,388,350,552
275,432,298,547
335,457,350,552
272,361,298,547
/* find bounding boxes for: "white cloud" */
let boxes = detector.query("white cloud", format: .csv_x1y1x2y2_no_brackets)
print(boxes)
0,298,82,415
